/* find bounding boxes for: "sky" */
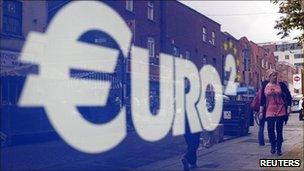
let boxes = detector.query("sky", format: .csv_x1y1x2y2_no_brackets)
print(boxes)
180,1,302,43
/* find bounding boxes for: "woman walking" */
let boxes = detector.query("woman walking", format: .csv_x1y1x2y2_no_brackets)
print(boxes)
259,69,292,156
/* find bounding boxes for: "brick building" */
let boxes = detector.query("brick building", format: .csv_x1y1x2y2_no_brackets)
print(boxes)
260,41,302,96
220,32,240,86
238,37,252,87
249,42,276,89
237,37,276,90
276,61,297,95
259,41,303,69
160,1,222,73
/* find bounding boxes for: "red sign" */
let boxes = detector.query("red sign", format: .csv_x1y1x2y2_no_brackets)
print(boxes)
294,76,300,82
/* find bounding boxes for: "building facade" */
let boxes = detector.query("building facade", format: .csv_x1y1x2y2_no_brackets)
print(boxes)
260,41,304,69
238,37,252,87
236,37,277,90
160,1,222,73
260,41,303,96
250,42,276,88
220,32,240,86
276,61,297,95
1,0,47,104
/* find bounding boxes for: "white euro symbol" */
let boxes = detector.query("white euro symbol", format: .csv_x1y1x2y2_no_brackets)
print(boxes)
19,1,132,153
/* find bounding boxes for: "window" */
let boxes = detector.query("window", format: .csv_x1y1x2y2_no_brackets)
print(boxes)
211,31,215,45
274,55,279,61
212,58,216,65
294,62,304,67
147,1,154,20
185,50,191,60
203,27,206,42
126,0,133,12
126,20,135,42
285,55,289,59
266,61,268,69
2,1,22,36
172,46,179,57
294,54,304,59
294,43,302,50
243,48,250,71
147,37,155,57
261,59,265,68
276,45,283,51
202,55,207,64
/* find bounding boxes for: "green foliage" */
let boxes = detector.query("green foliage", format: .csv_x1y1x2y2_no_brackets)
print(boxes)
272,0,304,44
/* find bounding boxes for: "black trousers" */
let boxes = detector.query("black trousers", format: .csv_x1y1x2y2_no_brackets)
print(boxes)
183,132,201,165
267,116,285,150
258,118,266,145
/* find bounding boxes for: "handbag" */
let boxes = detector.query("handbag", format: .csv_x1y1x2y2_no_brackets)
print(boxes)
250,89,261,112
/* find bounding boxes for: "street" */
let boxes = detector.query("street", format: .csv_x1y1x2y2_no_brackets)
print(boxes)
137,113,304,170
1,113,303,170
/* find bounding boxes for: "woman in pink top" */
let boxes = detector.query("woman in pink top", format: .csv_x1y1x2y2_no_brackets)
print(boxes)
259,69,292,156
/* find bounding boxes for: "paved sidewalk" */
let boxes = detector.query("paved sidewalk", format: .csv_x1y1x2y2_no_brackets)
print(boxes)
136,114,304,171
1,114,302,170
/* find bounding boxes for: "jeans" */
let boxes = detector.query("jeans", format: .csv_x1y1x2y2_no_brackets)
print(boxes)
183,132,201,165
258,118,266,145
267,116,285,151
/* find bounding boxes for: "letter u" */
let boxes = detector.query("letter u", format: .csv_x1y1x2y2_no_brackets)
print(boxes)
131,46,174,141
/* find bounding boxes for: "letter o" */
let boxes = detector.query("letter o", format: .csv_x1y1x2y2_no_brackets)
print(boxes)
197,65,223,131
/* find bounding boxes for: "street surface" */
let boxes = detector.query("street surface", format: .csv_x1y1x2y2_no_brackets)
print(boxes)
1,113,303,170
137,113,304,170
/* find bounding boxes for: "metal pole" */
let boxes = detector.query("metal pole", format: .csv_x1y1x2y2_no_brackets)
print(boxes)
302,0,304,96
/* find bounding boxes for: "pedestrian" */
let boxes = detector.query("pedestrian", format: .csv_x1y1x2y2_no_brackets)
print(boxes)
259,69,292,156
181,120,201,171
181,78,200,171
251,79,268,146
299,97,303,121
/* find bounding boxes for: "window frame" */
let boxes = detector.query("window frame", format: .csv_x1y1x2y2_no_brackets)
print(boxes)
147,1,154,21
202,55,207,64
211,31,215,45
126,0,134,12
294,62,304,67
202,27,207,42
294,54,304,59
147,37,155,58
2,0,23,36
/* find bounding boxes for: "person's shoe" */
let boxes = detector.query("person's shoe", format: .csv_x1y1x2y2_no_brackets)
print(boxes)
277,150,282,156
270,147,276,154
270,143,276,154
181,158,189,171
189,163,198,169
259,142,265,146
204,140,213,148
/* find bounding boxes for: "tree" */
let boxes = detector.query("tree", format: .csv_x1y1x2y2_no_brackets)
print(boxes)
272,0,304,44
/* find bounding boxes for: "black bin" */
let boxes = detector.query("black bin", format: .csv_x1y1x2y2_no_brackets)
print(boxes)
220,101,253,136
